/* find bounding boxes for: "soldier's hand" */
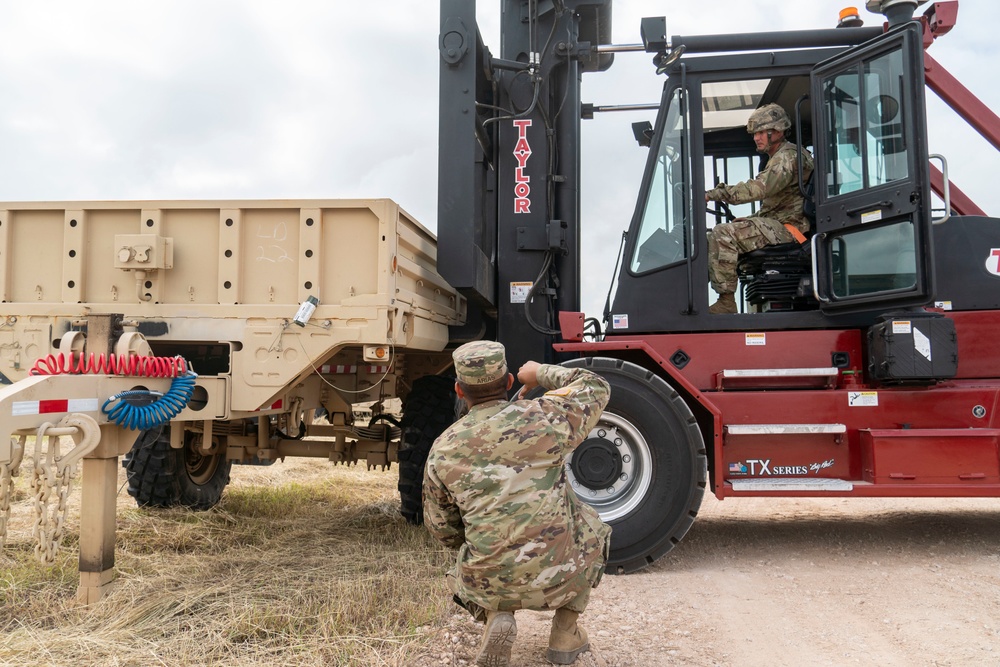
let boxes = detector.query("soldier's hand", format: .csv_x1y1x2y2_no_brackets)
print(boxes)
517,361,542,396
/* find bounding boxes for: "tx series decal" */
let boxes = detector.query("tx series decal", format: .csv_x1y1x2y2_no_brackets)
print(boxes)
728,459,835,476
513,119,533,214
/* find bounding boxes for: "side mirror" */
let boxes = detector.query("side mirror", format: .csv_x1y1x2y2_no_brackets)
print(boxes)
632,121,654,147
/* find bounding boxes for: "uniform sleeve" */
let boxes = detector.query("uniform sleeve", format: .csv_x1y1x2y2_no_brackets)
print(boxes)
422,459,465,549
707,148,797,206
534,364,611,446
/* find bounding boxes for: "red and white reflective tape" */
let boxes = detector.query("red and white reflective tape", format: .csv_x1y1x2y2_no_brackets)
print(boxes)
318,365,357,375
12,398,100,416
316,365,390,374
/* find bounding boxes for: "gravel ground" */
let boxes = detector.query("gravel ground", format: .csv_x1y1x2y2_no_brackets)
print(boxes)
412,495,1000,666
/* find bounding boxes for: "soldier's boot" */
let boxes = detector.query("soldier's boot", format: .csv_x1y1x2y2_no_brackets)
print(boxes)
547,608,590,665
708,292,737,314
475,610,516,667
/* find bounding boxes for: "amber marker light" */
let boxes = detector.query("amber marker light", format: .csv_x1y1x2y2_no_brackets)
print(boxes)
363,344,390,361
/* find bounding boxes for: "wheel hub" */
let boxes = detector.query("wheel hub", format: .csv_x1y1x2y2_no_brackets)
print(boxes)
186,437,221,485
566,412,653,522
571,437,623,490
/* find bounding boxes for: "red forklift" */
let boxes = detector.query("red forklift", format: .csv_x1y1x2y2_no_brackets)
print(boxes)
433,0,1000,572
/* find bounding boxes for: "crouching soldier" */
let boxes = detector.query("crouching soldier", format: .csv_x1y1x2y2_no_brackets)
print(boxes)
423,341,612,666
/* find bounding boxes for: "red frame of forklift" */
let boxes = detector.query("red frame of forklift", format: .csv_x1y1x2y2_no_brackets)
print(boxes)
558,311,1000,501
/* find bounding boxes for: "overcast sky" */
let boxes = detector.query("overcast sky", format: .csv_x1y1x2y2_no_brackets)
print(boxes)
1,1,996,320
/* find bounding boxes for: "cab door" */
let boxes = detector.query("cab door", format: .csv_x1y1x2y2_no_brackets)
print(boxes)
810,22,933,312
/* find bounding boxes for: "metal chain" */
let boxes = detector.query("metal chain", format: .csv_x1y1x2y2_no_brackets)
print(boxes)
0,436,26,550
28,415,101,565
30,424,78,565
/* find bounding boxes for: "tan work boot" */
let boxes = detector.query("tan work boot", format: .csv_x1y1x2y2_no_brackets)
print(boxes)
475,610,517,667
547,607,590,665
708,292,737,314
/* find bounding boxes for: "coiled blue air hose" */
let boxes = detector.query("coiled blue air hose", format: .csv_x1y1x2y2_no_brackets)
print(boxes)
101,371,198,430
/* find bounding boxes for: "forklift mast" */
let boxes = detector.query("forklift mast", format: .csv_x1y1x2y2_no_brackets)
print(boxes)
437,0,612,370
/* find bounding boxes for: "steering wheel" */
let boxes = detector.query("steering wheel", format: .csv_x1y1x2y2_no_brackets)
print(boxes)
707,200,735,223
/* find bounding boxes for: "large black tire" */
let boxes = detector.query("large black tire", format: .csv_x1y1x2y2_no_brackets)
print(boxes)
397,375,457,525
562,357,707,573
123,425,232,511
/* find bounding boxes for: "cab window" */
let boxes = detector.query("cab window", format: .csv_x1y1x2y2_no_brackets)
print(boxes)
822,48,908,197
631,88,688,273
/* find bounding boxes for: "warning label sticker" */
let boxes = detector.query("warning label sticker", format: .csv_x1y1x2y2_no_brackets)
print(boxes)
745,333,766,346
509,281,532,304
861,209,883,224
848,391,878,407
892,321,912,335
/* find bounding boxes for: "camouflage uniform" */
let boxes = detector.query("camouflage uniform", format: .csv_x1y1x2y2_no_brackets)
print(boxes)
706,140,814,294
423,343,611,622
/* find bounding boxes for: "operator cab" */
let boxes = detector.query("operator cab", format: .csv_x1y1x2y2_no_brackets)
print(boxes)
608,21,936,334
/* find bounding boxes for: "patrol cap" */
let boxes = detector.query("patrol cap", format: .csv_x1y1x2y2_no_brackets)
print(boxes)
453,340,508,385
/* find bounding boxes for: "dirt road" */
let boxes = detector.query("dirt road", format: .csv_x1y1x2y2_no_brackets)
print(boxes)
418,495,1000,666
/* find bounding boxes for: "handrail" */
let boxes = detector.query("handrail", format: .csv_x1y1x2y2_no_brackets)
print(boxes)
811,232,831,303
929,153,951,225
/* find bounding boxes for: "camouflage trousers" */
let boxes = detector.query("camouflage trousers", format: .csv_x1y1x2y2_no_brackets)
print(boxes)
708,216,795,294
456,583,593,623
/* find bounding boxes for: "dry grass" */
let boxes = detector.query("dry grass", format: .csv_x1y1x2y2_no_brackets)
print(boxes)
0,459,456,667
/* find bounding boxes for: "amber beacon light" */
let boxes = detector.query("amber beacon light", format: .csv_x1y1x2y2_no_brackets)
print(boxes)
838,6,864,27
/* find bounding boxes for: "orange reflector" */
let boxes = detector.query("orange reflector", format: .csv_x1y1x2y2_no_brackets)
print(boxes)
374,347,387,359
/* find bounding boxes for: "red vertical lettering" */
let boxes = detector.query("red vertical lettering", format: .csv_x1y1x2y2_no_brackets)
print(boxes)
512,119,533,214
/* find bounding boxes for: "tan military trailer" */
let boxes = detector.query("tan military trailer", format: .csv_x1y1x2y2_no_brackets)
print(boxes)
0,199,465,601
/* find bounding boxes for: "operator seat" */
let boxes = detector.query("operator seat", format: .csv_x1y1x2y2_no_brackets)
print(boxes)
736,171,818,312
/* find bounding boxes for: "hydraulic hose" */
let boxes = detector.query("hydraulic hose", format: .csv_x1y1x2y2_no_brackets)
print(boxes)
101,371,198,431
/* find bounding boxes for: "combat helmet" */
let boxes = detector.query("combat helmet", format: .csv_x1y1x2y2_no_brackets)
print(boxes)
746,103,791,134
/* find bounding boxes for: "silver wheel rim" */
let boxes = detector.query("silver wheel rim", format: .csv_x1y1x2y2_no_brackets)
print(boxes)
566,411,653,522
